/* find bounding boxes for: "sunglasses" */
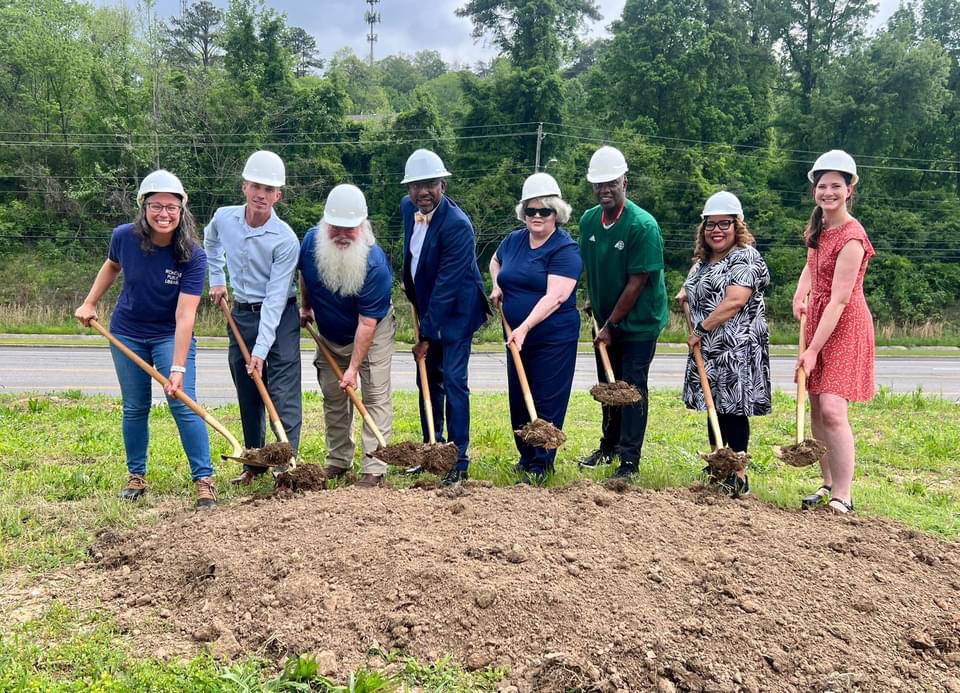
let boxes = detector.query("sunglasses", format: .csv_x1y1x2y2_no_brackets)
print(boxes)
146,203,182,214
524,207,555,218
704,219,734,231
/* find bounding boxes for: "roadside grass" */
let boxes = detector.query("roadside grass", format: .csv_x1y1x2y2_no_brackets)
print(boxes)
1,388,958,690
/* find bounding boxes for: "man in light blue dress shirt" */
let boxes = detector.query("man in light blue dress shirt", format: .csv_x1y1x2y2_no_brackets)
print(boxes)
204,150,302,485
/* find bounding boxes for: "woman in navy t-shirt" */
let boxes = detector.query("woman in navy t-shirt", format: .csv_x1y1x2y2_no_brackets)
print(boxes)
75,170,215,508
489,173,582,482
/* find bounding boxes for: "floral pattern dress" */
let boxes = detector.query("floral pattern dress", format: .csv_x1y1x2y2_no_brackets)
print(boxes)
682,245,772,416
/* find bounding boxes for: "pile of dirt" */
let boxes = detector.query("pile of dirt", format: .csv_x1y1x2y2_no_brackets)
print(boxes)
46,483,960,691
701,447,750,477
590,381,643,406
252,442,295,468
774,438,828,468
376,441,458,475
516,419,567,449
275,464,328,493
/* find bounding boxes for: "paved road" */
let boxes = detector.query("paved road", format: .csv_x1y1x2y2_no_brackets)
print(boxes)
1,346,958,405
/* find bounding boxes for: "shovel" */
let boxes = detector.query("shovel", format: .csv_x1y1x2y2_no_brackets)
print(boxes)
218,299,297,472
682,304,748,478
774,304,827,467
88,318,259,465
501,313,566,449
588,315,642,406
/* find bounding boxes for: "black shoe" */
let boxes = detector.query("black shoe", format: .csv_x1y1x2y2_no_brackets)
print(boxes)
441,469,469,486
579,449,614,468
720,473,750,498
404,464,423,475
612,462,639,478
801,485,832,509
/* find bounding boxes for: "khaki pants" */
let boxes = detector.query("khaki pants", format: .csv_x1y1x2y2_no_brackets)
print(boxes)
314,311,395,474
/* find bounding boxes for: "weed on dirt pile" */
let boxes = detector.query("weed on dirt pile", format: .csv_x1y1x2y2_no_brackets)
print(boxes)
31,481,960,691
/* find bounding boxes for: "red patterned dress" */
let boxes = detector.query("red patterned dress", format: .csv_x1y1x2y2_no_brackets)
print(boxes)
805,219,876,401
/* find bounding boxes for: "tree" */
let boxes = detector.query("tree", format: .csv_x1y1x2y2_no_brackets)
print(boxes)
220,0,260,84
285,27,323,78
168,0,224,69
413,50,448,80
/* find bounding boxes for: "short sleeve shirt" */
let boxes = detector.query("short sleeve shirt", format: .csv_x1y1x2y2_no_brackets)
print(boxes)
578,200,668,340
299,227,393,345
495,227,582,346
108,223,206,339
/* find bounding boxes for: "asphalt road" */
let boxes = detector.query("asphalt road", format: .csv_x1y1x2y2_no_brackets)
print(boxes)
1,346,958,405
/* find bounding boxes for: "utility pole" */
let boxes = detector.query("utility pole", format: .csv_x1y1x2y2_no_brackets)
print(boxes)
534,122,544,171
365,0,380,67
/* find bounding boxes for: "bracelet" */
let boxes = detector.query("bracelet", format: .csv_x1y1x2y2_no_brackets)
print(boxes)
169,365,186,374
694,320,709,337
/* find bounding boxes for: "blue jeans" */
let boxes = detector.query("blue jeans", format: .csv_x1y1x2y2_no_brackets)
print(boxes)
110,334,213,480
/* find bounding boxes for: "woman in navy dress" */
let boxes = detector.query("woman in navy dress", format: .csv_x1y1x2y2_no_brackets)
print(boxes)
489,173,582,483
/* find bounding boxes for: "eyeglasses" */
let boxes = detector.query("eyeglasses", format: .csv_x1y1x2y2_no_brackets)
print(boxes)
146,203,182,214
704,219,734,231
524,207,555,218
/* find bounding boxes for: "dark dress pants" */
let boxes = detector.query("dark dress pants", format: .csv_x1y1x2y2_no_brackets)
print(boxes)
417,337,472,470
593,337,657,464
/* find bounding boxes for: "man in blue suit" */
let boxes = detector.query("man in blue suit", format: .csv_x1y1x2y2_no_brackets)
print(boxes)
400,149,489,484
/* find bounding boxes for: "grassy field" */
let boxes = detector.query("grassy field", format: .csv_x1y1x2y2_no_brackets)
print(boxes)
0,389,958,690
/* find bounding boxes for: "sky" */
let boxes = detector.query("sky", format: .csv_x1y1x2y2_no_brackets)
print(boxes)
121,0,902,67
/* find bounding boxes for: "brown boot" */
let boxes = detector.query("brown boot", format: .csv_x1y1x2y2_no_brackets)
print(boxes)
355,473,385,488
195,477,217,509
119,474,147,501
230,470,256,486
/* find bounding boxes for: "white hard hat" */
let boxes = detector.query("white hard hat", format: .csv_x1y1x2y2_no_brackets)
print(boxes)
586,145,628,183
401,149,451,184
321,184,368,227
701,191,743,219
137,169,187,207
807,149,859,186
242,150,286,187
520,172,562,202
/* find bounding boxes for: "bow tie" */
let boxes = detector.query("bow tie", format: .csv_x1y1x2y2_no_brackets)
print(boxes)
414,211,433,224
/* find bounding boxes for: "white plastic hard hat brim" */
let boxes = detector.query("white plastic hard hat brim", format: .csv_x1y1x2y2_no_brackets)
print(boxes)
701,191,743,219
401,148,452,184
137,169,187,207
242,150,286,187
520,172,562,202
586,145,629,183
321,184,368,228
807,149,859,186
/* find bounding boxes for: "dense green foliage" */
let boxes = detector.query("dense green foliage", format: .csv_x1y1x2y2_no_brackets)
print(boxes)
1,0,959,330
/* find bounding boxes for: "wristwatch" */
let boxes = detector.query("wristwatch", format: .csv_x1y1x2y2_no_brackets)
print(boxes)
694,320,709,337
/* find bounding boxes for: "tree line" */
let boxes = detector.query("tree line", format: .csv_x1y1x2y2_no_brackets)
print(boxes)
1,0,959,328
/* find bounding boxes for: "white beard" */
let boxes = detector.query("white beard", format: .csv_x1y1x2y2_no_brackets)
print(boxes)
314,227,371,297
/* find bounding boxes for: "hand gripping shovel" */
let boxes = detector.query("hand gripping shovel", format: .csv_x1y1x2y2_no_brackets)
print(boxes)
217,299,297,472
588,315,642,406
774,302,826,467
501,313,566,449
89,318,253,465
682,304,748,478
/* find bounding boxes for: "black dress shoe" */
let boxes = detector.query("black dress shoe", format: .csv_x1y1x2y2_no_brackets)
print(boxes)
404,464,423,475
441,469,469,486
612,462,639,478
230,470,257,486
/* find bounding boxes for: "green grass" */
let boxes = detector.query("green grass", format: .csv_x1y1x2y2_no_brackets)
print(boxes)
1,388,958,690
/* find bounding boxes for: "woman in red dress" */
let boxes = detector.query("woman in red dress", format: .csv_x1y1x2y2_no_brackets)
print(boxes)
792,150,875,515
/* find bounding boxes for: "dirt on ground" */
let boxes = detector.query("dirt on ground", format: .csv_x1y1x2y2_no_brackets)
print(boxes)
516,419,567,449
774,439,828,468
21,482,960,692
590,381,643,406
274,464,328,493
701,448,750,478
376,441,459,475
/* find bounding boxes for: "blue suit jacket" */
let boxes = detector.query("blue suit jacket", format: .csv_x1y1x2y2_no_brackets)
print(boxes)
401,195,489,343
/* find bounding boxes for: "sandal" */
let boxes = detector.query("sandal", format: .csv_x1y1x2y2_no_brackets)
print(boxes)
801,485,831,509
827,498,854,514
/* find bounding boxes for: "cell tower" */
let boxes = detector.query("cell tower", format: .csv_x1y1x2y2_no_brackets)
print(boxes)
365,0,381,67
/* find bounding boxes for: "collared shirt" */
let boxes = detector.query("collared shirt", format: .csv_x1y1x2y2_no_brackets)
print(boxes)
204,204,299,360
409,207,435,281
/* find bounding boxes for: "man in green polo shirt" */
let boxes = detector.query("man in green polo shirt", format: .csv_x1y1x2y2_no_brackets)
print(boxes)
579,145,669,477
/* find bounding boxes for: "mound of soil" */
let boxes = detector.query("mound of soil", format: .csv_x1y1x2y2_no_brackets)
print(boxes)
590,381,643,406
274,464,328,493
376,441,458,475
701,448,750,477
774,439,827,468
516,419,567,449
56,484,960,691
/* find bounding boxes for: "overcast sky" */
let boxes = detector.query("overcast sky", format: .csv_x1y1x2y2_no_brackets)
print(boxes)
121,0,903,66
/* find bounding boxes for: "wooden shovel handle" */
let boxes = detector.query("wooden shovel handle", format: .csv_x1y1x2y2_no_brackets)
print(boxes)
89,318,244,460
409,304,436,444
682,304,724,451
217,298,288,444
590,316,617,383
501,314,538,422
796,304,809,445
303,322,387,449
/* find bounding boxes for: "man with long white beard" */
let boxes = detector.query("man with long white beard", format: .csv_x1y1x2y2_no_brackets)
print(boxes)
299,184,395,487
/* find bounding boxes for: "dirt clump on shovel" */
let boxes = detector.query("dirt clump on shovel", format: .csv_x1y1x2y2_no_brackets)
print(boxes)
774,438,827,468
702,447,750,478
274,464,328,493
377,441,458,475
252,442,295,468
516,418,566,449
590,381,642,406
